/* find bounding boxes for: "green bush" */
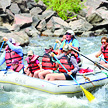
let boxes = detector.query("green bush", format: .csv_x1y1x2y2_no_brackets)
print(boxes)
35,0,85,20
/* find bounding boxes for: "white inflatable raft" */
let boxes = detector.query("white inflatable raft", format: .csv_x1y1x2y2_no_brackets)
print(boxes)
0,68,108,96
0,52,108,96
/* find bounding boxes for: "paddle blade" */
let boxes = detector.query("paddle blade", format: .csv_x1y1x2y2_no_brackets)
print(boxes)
80,85,95,102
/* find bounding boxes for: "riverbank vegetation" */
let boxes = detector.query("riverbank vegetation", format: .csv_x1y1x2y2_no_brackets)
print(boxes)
35,0,86,20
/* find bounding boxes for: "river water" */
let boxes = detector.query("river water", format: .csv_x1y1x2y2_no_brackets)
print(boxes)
0,35,108,108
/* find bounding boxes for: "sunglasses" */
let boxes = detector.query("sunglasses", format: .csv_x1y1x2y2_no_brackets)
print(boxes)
101,41,106,44
28,55,32,57
65,32,71,35
12,64,17,66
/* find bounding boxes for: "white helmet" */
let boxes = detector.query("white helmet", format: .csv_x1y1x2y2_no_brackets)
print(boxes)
66,30,75,36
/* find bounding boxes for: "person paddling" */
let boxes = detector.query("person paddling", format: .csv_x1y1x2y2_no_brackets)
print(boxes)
39,44,79,81
57,30,81,64
0,37,23,70
9,59,24,74
95,36,108,69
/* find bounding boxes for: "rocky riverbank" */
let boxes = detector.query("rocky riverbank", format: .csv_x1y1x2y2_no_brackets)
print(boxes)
0,0,108,46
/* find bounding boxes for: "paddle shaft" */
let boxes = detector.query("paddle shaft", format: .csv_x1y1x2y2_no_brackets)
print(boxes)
54,42,57,50
0,41,5,52
71,47,108,71
0,51,43,57
99,56,108,63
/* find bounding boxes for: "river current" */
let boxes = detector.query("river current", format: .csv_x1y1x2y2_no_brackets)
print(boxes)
0,35,108,108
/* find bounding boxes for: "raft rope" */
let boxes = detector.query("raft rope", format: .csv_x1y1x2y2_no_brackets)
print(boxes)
83,75,95,87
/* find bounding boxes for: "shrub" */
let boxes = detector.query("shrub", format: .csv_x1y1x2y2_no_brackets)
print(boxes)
35,0,85,20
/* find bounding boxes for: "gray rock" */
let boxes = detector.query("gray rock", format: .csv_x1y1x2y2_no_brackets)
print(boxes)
37,19,46,31
0,26,11,33
94,28,107,36
12,14,32,30
0,0,11,11
0,17,3,26
41,29,53,36
86,12,103,24
9,3,21,14
69,19,93,32
81,31,95,37
8,31,29,46
54,29,65,37
30,7,43,16
32,15,40,27
52,16,69,28
5,9,14,23
25,27,40,37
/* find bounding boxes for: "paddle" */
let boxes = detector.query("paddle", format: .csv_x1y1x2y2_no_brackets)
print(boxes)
0,40,5,52
98,56,108,63
71,47,108,71
54,42,57,50
53,54,95,102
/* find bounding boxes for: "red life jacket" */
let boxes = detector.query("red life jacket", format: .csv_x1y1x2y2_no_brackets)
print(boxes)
42,53,56,71
25,55,40,74
10,64,24,72
59,55,74,73
5,45,23,66
101,46,108,61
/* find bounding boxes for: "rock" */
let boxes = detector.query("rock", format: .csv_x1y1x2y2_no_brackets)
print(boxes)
96,1,108,9
9,3,21,14
52,16,69,28
27,0,37,9
86,12,103,24
96,8,108,19
0,17,3,26
0,4,4,14
0,0,108,39
41,29,53,36
0,31,29,46
32,15,40,27
94,28,107,36
85,0,103,9
25,27,40,37
5,9,14,23
37,0,46,11
43,10,57,21
7,31,29,46
37,19,46,31
30,7,43,16
92,19,108,27
78,9,87,17
0,26,11,33
0,0,11,12
46,19,54,29
81,31,95,37
69,19,93,32
12,14,32,30
54,29,65,37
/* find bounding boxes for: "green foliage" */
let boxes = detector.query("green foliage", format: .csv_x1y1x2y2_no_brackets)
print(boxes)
35,0,85,20
35,0,39,2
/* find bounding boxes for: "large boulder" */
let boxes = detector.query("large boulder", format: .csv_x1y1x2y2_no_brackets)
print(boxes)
0,31,29,46
69,19,93,32
0,0,11,11
11,14,32,31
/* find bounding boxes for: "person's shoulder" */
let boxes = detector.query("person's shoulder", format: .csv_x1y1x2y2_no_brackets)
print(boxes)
73,38,78,41
62,39,66,43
